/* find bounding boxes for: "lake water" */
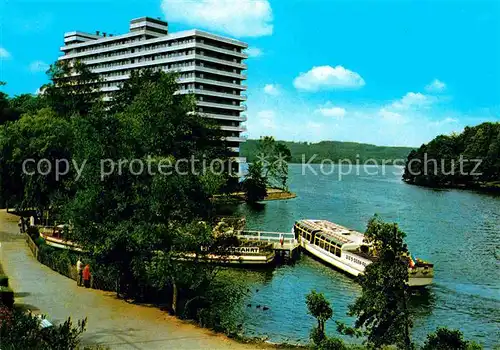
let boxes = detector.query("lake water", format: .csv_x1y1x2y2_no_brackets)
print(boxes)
234,164,500,347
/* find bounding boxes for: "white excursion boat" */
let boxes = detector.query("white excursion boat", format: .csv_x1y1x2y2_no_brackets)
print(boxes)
293,220,434,287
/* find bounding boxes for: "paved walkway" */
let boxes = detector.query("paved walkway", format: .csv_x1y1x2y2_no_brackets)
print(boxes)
0,210,262,349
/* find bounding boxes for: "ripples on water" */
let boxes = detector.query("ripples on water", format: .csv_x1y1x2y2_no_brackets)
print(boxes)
234,165,500,348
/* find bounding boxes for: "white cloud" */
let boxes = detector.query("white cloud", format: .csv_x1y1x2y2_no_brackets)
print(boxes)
378,108,406,124
315,104,346,118
425,79,446,93
0,48,11,59
246,47,263,58
294,65,365,91
428,117,458,127
390,92,437,110
161,0,273,37
29,60,50,73
263,84,280,96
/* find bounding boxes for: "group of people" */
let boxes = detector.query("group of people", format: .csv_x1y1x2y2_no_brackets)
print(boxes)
76,258,91,288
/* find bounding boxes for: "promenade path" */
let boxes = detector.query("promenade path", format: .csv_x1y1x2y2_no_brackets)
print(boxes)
0,210,262,349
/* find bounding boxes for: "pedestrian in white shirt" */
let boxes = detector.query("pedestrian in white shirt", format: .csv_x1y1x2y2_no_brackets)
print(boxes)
76,258,83,286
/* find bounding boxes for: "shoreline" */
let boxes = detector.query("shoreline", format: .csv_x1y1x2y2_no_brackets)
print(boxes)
222,188,297,202
403,180,500,195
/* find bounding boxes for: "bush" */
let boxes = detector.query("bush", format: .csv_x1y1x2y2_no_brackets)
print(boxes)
0,286,14,308
318,337,347,350
0,308,87,349
423,327,483,350
310,326,326,346
0,274,8,287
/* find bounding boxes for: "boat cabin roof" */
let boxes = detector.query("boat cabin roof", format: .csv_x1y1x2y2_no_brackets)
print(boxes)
296,220,366,246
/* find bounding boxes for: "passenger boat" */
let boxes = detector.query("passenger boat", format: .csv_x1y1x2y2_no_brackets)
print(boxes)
293,220,434,287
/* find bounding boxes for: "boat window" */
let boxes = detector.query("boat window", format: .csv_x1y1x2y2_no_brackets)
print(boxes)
335,248,341,257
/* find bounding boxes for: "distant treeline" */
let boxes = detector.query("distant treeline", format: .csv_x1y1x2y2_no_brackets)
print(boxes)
403,122,500,190
241,139,414,164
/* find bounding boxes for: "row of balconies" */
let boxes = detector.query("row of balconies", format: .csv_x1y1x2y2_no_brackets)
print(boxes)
90,55,247,79
101,85,247,104
87,52,246,72
60,33,248,63
101,73,246,91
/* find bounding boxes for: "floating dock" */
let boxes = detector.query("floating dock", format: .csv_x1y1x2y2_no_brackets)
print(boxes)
237,230,300,261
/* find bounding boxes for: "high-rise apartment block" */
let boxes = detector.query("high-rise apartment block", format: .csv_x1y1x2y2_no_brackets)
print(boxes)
59,17,247,164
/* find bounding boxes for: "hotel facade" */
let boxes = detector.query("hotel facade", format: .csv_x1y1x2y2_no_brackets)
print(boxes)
58,17,248,165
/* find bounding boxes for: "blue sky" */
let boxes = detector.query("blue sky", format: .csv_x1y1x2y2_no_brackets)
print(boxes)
1,0,499,147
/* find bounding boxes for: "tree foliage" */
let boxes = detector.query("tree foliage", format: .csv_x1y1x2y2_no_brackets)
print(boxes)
256,136,291,189
242,162,267,203
422,327,482,350
0,108,75,211
347,216,413,350
1,64,243,333
0,307,86,350
0,82,45,126
403,122,500,188
41,60,102,117
306,290,333,344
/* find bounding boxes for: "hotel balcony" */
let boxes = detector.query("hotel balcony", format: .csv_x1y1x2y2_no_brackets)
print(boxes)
196,43,248,59
201,113,246,122
196,101,246,111
220,125,247,132
194,54,247,70
195,66,246,80
177,77,247,90
178,89,246,101
223,136,247,143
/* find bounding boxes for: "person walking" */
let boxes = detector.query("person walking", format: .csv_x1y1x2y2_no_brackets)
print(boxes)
76,258,83,286
82,264,91,288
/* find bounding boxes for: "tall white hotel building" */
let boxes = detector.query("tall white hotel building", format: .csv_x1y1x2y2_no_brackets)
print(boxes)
59,17,248,167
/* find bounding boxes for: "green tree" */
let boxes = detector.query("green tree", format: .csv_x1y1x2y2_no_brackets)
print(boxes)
41,60,102,117
306,290,333,344
0,108,75,213
9,93,46,116
403,122,500,187
347,216,413,350
63,71,231,316
0,82,23,125
256,136,291,190
109,68,164,114
422,327,483,350
316,337,347,350
242,162,267,203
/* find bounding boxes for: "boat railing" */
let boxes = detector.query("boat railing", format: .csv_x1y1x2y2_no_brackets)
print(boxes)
236,230,296,244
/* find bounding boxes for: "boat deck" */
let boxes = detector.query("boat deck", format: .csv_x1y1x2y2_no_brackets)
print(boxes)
299,220,365,245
